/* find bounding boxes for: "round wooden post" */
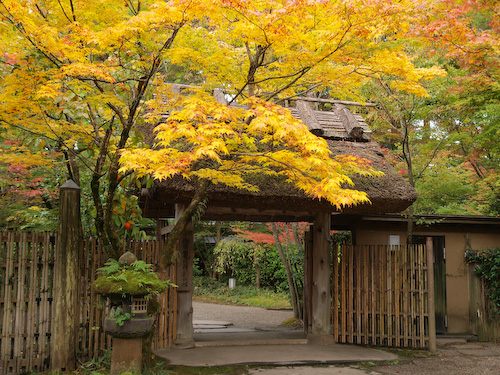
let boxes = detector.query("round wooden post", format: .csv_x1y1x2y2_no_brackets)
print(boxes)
308,212,334,345
426,237,437,353
173,204,195,349
51,180,81,371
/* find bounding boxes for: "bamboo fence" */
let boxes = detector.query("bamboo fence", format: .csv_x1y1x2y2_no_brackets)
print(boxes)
0,231,55,374
333,244,430,349
77,238,178,362
1,232,177,374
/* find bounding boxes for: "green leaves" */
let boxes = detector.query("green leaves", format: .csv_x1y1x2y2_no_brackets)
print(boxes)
130,260,152,273
466,248,500,314
97,259,122,276
94,258,174,297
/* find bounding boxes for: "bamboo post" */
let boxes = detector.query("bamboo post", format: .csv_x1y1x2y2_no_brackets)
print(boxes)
304,230,313,335
332,240,339,342
340,245,346,343
51,180,81,371
426,237,437,353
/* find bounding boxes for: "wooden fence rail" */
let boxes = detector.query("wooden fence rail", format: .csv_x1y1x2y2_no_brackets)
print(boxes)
333,244,430,349
1,232,177,374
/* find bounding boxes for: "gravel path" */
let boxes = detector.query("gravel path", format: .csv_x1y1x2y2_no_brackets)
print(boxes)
193,301,294,329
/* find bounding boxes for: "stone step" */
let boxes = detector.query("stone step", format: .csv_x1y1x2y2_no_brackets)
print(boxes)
193,319,233,326
195,339,308,347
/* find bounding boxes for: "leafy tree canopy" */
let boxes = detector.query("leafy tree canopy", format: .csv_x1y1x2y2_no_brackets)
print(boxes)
0,0,444,259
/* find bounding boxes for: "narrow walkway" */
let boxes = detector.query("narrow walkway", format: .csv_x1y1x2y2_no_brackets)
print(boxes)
156,302,399,367
155,342,399,367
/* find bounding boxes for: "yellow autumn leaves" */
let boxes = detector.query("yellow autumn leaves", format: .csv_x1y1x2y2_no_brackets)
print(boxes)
120,90,382,208
0,0,445,210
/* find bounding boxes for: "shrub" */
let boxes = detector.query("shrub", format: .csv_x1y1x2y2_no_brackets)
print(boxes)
466,247,500,314
94,258,171,297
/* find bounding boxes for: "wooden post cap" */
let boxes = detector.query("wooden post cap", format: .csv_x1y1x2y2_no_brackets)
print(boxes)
60,180,80,190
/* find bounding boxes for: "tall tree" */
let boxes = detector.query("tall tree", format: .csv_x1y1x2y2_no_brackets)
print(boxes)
360,57,447,235
0,0,443,261
270,222,307,320
367,0,500,218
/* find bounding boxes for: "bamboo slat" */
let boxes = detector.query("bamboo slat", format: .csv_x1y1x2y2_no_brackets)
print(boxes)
27,233,37,370
340,246,346,342
14,232,27,372
380,245,386,346
363,246,369,345
370,246,376,346
1,233,178,374
394,246,400,347
419,244,426,347
356,248,361,344
334,244,430,349
0,232,55,375
332,244,339,342
348,246,354,344
1,232,15,373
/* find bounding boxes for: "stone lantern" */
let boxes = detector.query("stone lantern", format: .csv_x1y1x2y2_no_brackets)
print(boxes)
94,252,169,374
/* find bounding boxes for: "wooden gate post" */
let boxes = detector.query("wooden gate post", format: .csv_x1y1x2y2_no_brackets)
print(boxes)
173,204,195,349
426,237,437,353
308,212,334,345
51,180,81,371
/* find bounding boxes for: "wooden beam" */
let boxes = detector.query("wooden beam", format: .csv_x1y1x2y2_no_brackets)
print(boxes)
296,100,324,136
334,104,364,139
295,96,377,108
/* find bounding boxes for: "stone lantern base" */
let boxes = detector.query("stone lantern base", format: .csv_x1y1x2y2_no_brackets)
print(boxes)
104,317,153,374
110,337,142,375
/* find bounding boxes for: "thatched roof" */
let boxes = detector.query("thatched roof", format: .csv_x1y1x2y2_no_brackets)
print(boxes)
139,89,417,222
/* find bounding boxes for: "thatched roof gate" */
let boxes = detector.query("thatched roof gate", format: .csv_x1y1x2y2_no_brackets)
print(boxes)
139,87,417,348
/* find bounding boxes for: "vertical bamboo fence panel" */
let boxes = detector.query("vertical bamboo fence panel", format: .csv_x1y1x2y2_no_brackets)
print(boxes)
1,232,177,373
0,231,56,375
77,238,177,363
333,244,430,349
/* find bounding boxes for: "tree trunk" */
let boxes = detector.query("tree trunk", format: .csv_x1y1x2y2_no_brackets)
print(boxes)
159,179,210,271
254,251,261,288
271,223,301,319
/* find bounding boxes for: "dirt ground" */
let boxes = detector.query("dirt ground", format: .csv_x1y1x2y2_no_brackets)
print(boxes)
192,302,500,374
372,341,500,375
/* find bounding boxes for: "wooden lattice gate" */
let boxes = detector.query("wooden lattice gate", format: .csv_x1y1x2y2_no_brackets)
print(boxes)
0,232,177,374
332,244,431,349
